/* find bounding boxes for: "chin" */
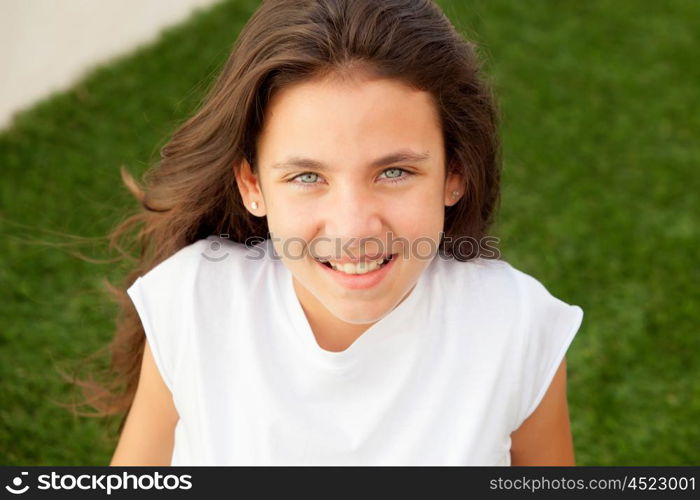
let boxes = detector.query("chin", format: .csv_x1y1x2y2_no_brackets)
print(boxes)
324,299,391,325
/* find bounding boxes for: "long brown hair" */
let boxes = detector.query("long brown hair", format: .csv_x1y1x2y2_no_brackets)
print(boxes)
67,0,501,434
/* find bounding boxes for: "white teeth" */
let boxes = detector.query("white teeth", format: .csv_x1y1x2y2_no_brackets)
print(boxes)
328,257,388,275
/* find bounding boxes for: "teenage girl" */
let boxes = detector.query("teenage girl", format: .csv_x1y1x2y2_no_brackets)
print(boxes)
105,0,584,465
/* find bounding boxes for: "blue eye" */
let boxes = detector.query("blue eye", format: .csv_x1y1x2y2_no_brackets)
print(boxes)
287,167,414,189
380,168,410,183
295,172,320,185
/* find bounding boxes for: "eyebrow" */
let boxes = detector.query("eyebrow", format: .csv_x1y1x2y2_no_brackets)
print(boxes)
270,149,431,171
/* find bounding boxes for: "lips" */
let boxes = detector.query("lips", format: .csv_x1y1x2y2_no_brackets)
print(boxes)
314,251,398,290
316,254,395,269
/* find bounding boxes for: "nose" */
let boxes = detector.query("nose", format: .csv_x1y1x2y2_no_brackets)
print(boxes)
323,181,385,253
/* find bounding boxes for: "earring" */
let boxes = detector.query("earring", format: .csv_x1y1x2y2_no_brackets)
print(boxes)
251,201,258,210
451,191,459,199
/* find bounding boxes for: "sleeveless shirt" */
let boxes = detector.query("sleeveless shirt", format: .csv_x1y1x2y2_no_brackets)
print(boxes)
126,235,584,465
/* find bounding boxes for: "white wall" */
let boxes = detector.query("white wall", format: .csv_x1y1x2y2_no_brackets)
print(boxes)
0,0,223,131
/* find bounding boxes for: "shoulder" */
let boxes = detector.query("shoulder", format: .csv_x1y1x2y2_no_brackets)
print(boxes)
432,256,583,355
135,236,265,287
505,263,584,336
432,256,584,433
434,256,580,316
125,236,270,358
431,256,522,311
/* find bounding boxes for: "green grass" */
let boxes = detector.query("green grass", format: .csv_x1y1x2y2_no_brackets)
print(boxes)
1,0,698,465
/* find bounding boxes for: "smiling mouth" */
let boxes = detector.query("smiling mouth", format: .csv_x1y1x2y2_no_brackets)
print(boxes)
315,254,396,274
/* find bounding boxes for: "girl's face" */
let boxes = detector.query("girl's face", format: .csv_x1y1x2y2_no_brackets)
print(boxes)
236,75,462,326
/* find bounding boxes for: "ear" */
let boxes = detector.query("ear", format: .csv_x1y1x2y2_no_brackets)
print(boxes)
234,158,266,217
444,164,464,207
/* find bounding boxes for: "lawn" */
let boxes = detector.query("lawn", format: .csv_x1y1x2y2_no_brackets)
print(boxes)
1,0,697,465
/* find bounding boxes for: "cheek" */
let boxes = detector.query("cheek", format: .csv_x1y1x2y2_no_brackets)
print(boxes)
265,195,320,254
395,189,444,225
272,206,319,236
394,192,447,257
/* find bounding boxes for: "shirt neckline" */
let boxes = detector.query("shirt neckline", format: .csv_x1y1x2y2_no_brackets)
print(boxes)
270,240,432,371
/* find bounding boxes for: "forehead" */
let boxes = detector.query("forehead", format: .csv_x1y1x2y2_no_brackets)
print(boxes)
256,76,443,168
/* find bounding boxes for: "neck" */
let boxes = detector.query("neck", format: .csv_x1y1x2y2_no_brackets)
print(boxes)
291,277,374,353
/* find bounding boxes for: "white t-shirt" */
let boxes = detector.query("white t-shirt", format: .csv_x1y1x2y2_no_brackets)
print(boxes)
126,235,584,465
